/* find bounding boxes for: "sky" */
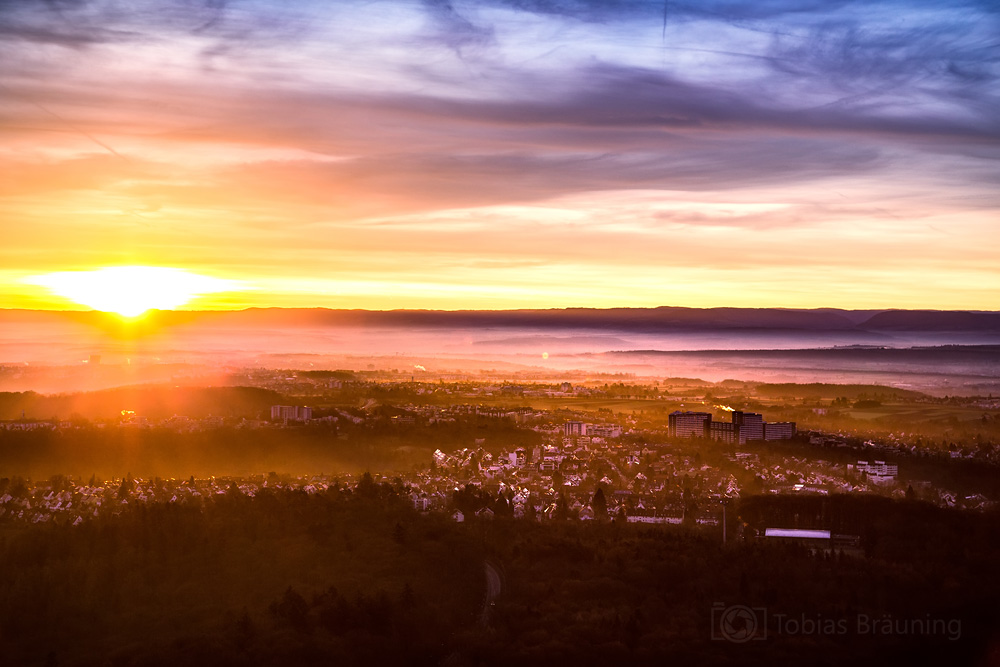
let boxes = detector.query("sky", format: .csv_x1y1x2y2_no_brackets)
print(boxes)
1,0,998,312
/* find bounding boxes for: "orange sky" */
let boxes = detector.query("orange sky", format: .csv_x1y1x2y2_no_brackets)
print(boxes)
1,1,998,312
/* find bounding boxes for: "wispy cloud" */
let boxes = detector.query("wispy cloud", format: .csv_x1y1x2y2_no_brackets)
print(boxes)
0,0,997,309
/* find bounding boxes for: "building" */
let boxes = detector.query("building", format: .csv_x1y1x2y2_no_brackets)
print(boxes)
709,421,740,444
564,421,585,436
763,422,796,440
270,405,313,422
669,411,711,438
732,411,764,442
587,423,623,439
854,460,898,484
764,528,832,547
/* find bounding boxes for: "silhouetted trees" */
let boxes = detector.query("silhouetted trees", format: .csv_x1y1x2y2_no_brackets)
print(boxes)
592,488,608,521
0,487,997,666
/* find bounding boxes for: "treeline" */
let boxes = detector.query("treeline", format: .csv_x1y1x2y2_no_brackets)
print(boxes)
737,494,1000,561
0,490,998,666
0,386,284,421
0,425,368,479
0,414,542,479
0,478,482,666
752,383,928,400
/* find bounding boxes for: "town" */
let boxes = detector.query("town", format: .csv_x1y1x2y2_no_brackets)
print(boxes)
2,375,996,531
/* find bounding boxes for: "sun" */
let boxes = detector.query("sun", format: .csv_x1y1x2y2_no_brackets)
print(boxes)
25,266,240,317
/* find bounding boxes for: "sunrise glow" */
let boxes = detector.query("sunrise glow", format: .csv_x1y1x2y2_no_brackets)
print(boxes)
0,4,998,663
0,1,996,310
24,267,240,317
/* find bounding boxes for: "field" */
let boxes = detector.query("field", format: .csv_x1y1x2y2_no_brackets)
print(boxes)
472,395,678,415
469,393,992,427
844,404,988,423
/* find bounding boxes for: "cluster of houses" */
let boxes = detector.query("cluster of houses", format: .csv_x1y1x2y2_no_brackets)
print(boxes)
2,387,995,526
0,475,351,526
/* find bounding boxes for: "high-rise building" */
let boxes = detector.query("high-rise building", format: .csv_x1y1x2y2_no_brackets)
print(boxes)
709,421,740,443
732,411,764,442
669,411,711,438
763,422,796,440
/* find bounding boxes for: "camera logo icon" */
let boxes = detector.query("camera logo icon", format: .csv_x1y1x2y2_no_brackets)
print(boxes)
711,603,767,642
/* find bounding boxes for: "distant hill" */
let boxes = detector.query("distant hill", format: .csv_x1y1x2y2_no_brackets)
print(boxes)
0,386,283,421
228,306,872,331
751,382,928,400
858,310,1000,331
3,306,999,333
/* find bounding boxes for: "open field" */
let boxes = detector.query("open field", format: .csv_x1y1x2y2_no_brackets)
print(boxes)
845,405,990,423
471,395,679,415
466,393,994,427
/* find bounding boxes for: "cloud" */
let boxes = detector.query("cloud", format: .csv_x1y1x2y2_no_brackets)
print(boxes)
421,0,495,50
0,0,997,310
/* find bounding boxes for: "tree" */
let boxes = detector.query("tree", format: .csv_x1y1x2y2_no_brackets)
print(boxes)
592,488,608,521
554,492,570,521
117,475,135,500
356,471,378,500
270,587,310,633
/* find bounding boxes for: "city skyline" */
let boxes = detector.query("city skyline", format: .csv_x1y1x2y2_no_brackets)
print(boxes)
2,0,998,312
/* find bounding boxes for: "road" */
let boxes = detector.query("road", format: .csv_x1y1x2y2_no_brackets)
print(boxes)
479,559,503,627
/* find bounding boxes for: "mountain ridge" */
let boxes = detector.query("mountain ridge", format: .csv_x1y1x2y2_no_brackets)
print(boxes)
1,306,998,332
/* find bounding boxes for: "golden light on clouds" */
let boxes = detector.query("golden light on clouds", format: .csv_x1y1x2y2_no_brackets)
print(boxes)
0,1,997,312
23,267,241,317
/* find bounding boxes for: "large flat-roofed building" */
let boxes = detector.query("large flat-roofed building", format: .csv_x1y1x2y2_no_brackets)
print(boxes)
564,421,585,436
669,411,711,438
587,423,622,439
763,421,796,440
732,411,764,442
765,528,831,540
709,421,740,444
854,460,897,484
271,405,313,422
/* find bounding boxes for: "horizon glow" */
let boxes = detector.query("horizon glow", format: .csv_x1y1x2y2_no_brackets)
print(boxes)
1,0,998,311
24,267,241,317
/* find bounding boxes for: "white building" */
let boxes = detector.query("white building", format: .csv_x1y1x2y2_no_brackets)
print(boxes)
270,405,313,422
853,460,898,484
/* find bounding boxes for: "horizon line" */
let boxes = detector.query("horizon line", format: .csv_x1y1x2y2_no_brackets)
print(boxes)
4,306,1000,315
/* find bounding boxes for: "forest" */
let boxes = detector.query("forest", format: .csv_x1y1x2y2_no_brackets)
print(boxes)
0,411,544,480
0,482,997,666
